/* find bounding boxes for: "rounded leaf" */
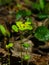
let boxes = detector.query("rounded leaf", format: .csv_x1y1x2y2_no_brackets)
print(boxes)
23,54,30,60
16,21,23,27
8,43,13,48
0,25,6,36
12,25,18,32
6,45,9,49
26,10,32,16
25,21,32,25
34,26,49,41
18,24,26,31
22,43,30,48
25,22,33,30
6,43,13,49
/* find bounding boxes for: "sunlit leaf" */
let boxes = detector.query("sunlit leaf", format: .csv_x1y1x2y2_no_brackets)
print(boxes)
25,21,33,30
23,54,30,60
6,43,13,49
18,24,26,31
16,21,23,27
17,4,22,8
12,25,18,32
0,25,6,36
6,45,9,49
25,21,32,25
8,43,13,48
16,21,26,31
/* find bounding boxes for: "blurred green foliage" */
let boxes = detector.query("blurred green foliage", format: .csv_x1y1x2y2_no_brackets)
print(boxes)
22,43,30,48
16,10,32,20
0,0,12,5
39,0,45,10
12,25,19,32
16,21,33,31
31,0,45,11
36,14,49,20
44,3,49,14
6,42,13,49
0,25,7,36
0,25,10,37
23,54,30,60
34,26,49,41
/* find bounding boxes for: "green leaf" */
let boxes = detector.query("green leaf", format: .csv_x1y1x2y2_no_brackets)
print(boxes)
17,4,22,8
0,25,6,36
6,43,13,49
27,26,33,30
23,54,30,60
26,17,32,22
34,26,49,41
24,0,30,4
31,3,40,11
16,21,26,31
8,43,13,48
16,21,33,31
16,11,22,20
26,10,32,16
39,0,45,10
25,21,33,30
37,14,48,20
18,25,26,31
25,21,32,25
22,43,30,48
16,21,23,27
12,25,18,32
16,10,31,19
0,0,12,5
6,45,9,49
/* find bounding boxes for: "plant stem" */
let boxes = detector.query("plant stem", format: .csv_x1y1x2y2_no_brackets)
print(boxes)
7,49,10,65
26,49,29,65
20,34,23,65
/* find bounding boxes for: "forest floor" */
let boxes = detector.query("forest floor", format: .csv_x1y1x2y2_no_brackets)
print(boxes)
0,0,49,65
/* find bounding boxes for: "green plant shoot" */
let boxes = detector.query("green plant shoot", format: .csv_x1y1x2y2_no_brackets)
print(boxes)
0,25,6,36
6,43,13,49
23,54,30,60
22,43,30,49
12,25,18,32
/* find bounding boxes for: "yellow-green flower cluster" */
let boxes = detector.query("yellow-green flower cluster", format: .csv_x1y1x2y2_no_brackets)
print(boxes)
12,21,33,32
